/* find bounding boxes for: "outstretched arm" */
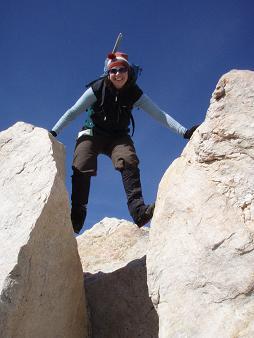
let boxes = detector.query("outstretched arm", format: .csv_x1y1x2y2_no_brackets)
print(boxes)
51,87,97,135
134,94,187,136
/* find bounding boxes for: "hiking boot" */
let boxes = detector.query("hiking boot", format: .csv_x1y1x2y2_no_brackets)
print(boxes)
71,205,87,234
135,203,155,228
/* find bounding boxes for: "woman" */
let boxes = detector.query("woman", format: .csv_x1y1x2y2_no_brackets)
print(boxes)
50,52,198,234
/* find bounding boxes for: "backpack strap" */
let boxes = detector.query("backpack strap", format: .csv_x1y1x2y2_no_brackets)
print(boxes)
86,75,107,89
130,112,135,136
100,80,106,107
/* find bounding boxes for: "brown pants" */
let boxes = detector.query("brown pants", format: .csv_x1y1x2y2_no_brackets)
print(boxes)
71,134,147,226
72,134,140,175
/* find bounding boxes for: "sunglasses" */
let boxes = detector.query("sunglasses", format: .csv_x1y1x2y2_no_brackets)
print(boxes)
108,67,128,74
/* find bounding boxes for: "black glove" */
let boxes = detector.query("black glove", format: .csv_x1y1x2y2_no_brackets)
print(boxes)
183,125,199,139
49,130,57,137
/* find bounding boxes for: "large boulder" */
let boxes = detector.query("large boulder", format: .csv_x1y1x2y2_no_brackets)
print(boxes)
0,122,89,338
147,70,254,337
77,217,158,338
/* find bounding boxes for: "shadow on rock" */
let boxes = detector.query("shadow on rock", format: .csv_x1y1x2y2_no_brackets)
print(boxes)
84,256,159,338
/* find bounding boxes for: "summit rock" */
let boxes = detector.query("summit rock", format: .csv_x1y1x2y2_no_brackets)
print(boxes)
147,70,254,337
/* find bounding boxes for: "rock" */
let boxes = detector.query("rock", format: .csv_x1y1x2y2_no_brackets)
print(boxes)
77,217,158,338
147,70,254,337
0,122,89,338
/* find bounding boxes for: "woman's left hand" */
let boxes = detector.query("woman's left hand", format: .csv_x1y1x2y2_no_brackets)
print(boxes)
183,125,200,139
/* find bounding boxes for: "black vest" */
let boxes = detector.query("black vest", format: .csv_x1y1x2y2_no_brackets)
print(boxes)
90,78,143,136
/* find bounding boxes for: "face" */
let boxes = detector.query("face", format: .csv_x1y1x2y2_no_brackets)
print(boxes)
108,66,129,89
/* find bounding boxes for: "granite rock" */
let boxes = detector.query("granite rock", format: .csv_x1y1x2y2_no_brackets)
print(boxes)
78,217,158,338
0,122,89,338
147,70,254,338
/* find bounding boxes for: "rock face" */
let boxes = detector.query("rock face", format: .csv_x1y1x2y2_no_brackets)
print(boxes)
0,122,89,338
77,218,158,338
147,70,254,337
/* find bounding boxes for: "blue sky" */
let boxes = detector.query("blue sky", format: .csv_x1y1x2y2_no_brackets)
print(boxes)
1,0,254,233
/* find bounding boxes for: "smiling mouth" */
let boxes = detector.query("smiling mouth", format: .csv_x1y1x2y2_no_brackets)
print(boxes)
114,77,125,82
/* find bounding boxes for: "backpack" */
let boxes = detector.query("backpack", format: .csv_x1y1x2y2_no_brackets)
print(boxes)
129,63,142,83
